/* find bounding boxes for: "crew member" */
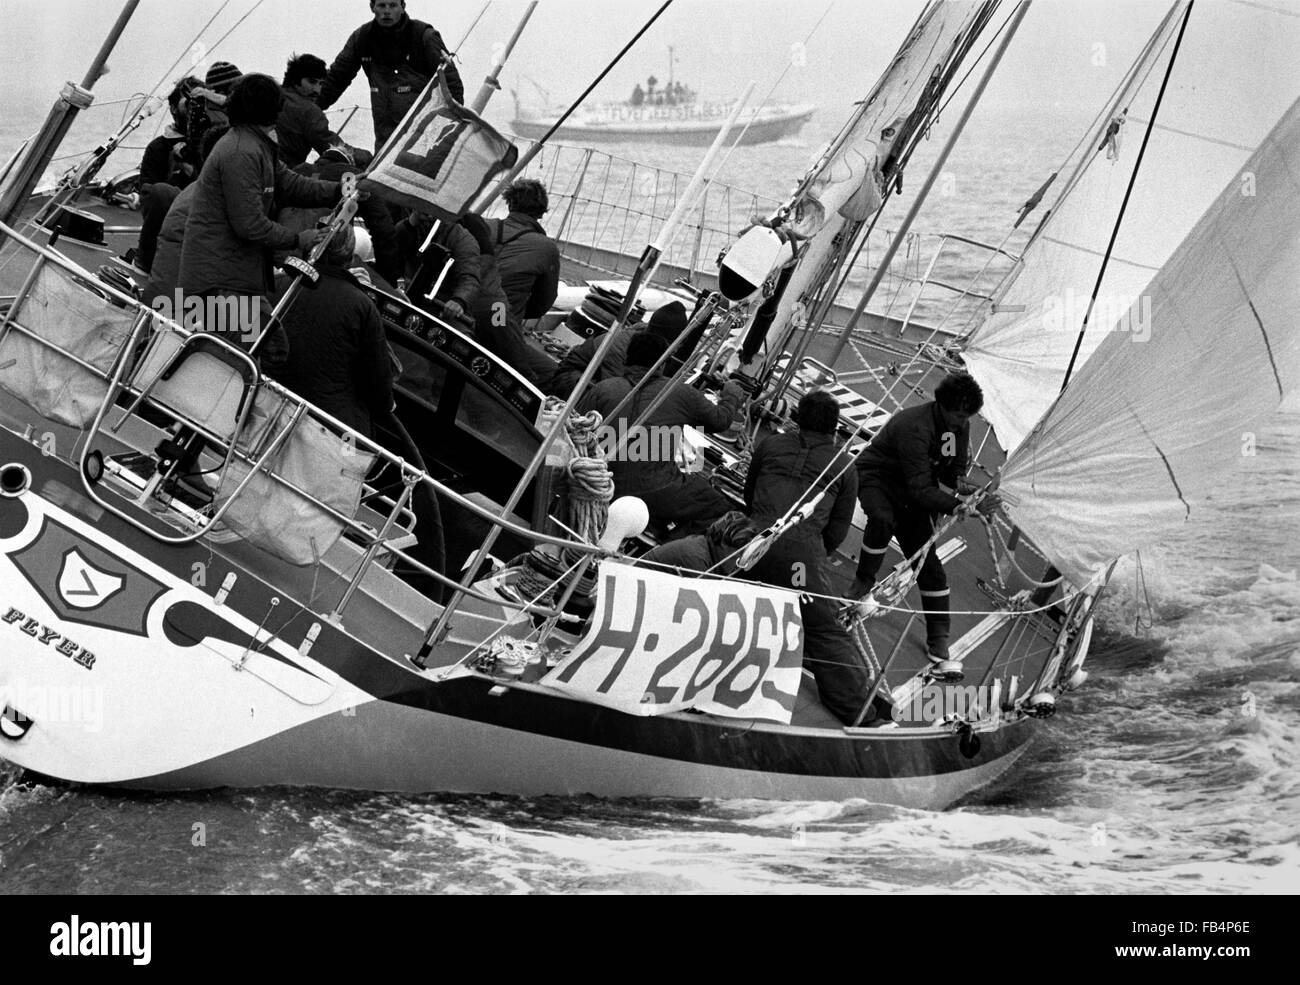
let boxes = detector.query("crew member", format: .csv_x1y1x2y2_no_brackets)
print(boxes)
548,300,688,398
744,390,886,726
277,53,337,168
457,213,555,388
397,210,481,325
144,124,230,308
274,224,394,436
185,61,242,169
492,178,560,326
131,76,201,272
276,142,403,285
318,0,464,152
641,510,755,576
178,73,339,369
850,371,1001,662
579,332,744,536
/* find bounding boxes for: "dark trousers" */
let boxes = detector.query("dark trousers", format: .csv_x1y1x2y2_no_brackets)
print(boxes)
136,183,181,272
750,538,874,725
856,483,951,650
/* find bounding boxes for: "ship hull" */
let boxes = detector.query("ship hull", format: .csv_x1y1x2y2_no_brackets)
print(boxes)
509,106,816,146
0,429,1032,809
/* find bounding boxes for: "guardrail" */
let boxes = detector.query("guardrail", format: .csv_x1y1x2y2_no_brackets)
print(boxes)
0,219,602,634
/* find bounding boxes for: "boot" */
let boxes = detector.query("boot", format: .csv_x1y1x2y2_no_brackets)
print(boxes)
852,547,886,600
920,589,951,662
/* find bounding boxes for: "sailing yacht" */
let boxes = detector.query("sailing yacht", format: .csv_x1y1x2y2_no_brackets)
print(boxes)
0,0,1294,807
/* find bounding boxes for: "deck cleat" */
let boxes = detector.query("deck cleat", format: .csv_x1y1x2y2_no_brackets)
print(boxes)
1022,692,1057,718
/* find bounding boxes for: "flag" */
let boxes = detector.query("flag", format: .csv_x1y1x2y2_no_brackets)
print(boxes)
359,74,517,220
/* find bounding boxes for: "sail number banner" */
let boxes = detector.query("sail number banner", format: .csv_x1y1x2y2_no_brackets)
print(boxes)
540,563,804,723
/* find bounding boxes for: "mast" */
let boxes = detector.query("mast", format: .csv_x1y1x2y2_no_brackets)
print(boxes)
825,0,1031,364
0,0,140,239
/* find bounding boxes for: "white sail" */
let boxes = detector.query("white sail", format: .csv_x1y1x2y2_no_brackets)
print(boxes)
998,94,1300,587
753,0,991,360
963,1,1300,453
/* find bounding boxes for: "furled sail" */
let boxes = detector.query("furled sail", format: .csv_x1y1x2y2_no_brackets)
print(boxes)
750,0,994,363
963,1,1300,453
998,94,1300,587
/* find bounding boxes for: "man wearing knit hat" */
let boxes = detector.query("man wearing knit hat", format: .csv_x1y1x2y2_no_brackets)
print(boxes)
548,299,691,397
319,0,464,152
185,61,242,170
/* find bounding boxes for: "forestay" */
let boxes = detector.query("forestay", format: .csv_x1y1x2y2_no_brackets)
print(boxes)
540,562,804,723
999,95,1300,586
963,1,1300,454
755,0,989,359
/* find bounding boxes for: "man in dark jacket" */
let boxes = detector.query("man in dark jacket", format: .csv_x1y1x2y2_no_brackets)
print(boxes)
457,214,555,388
549,299,686,398
743,390,884,725
641,511,755,576
179,74,339,368
276,144,402,284
318,0,464,152
277,53,337,168
397,211,480,324
132,77,202,272
579,332,744,535
273,225,394,436
851,371,1001,661
145,125,229,310
494,179,560,324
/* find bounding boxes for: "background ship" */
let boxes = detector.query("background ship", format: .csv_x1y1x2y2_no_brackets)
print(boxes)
509,50,815,146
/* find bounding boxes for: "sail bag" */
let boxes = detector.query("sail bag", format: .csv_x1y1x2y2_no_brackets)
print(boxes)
0,263,134,427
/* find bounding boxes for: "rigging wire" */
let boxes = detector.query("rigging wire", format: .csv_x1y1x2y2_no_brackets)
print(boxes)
477,0,674,210
708,0,836,179
1058,0,1194,391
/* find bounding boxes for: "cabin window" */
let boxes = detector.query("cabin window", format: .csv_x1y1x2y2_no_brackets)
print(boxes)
391,341,445,412
456,384,535,469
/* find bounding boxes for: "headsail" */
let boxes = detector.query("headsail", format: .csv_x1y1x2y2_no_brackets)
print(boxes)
998,94,1300,587
963,1,1300,453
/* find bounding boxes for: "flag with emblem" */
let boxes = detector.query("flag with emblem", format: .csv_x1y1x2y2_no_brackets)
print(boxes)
358,73,517,220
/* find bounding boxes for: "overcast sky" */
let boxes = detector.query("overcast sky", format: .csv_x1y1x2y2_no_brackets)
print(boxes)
0,0,1173,123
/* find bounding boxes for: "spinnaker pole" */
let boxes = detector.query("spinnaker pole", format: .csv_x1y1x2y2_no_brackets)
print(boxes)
824,0,1030,365
0,0,140,241
470,2,538,114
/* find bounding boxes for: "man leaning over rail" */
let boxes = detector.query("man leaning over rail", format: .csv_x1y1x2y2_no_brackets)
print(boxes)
850,371,1001,663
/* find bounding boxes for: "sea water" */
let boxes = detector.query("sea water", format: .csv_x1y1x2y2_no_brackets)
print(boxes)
0,3,1295,894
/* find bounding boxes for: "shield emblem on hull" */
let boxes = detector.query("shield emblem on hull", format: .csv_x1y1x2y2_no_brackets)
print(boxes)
57,549,126,610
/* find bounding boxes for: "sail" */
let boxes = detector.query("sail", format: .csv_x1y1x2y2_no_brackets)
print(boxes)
752,0,993,361
963,1,1300,453
998,95,1300,587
